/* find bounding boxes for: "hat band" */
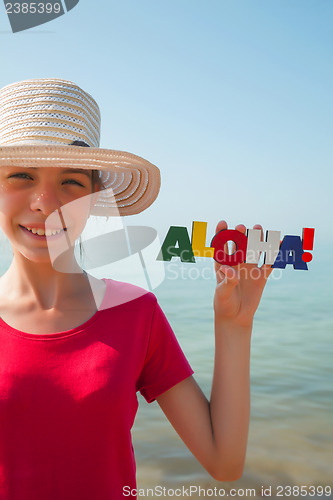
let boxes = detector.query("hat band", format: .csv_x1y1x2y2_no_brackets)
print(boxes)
70,140,90,147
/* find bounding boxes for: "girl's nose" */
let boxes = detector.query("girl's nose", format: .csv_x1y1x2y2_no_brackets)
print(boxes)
29,186,62,215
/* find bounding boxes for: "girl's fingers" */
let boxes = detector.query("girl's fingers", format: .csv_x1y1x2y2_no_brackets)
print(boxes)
235,223,247,234
215,265,239,299
260,264,273,281
214,221,247,255
253,223,263,237
219,265,238,280
213,223,273,284
215,220,228,234
215,221,247,235
214,220,230,255
215,261,225,284
214,222,247,280
228,224,246,254
215,263,237,284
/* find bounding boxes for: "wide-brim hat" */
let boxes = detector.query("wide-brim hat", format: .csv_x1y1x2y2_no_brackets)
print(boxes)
0,78,161,216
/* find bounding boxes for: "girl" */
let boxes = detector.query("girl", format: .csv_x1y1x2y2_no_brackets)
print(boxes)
0,79,271,499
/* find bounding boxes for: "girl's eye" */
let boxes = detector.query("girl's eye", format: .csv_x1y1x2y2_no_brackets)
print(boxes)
7,173,85,187
63,179,84,187
9,173,32,180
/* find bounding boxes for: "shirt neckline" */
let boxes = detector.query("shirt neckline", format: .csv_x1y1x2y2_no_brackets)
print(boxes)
0,278,110,341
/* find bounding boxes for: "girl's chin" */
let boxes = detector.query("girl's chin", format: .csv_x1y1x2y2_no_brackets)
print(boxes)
14,249,58,264
13,246,76,267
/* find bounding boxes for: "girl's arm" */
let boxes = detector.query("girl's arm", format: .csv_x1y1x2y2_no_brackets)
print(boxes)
156,221,272,482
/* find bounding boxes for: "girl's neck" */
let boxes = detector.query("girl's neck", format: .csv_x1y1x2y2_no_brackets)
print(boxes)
1,253,89,311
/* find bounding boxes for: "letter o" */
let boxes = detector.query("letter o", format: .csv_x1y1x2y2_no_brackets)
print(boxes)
211,229,248,266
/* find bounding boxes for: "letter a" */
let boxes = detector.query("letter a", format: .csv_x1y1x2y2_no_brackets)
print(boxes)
157,227,195,263
272,235,308,270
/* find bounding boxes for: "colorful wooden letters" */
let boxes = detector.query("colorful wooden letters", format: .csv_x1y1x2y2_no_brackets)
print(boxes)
158,221,315,270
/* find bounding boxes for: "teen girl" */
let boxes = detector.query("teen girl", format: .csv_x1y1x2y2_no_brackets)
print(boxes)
0,79,271,499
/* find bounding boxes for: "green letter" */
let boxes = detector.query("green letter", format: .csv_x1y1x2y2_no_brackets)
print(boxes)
157,226,195,263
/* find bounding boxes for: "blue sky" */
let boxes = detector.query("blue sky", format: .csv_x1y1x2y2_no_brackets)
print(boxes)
0,0,332,259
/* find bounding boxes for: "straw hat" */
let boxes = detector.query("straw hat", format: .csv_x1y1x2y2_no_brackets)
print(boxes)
0,78,161,216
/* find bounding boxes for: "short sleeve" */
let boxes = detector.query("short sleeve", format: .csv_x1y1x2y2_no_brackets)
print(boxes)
136,300,194,403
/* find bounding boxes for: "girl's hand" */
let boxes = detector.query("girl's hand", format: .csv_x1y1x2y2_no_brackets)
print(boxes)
213,220,272,328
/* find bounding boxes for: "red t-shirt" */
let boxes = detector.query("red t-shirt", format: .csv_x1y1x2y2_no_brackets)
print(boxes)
0,279,193,499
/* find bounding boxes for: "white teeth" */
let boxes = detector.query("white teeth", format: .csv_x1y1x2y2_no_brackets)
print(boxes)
45,229,59,236
25,227,62,236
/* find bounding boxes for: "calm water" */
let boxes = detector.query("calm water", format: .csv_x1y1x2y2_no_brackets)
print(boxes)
1,243,332,496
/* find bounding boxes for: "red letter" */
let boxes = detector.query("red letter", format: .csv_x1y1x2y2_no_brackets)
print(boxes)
211,229,248,266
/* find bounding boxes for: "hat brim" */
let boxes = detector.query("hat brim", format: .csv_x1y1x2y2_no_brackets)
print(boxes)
0,145,161,216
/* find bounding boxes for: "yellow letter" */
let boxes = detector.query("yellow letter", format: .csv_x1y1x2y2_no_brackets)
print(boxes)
191,221,214,258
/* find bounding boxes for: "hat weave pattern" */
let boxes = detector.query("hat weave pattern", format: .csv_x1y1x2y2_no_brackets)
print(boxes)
0,78,160,216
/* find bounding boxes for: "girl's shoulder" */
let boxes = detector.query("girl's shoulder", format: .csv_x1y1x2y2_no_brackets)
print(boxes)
101,278,156,311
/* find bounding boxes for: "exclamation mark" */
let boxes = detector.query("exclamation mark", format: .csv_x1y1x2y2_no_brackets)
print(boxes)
302,228,315,262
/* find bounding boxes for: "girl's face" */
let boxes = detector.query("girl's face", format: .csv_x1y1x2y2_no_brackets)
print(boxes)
0,166,100,265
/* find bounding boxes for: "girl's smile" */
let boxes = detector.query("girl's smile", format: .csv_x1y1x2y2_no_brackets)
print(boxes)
0,166,99,264
19,223,68,240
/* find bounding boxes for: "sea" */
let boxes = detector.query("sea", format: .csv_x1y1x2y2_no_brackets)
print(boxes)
0,241,332,498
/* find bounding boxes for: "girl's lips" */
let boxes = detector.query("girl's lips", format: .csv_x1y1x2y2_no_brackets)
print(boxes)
19,225,67,240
